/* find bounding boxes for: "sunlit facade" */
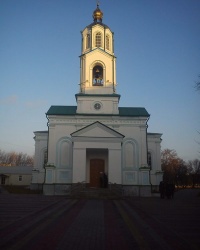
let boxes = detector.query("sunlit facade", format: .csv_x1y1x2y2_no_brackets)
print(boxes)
31,4,163,196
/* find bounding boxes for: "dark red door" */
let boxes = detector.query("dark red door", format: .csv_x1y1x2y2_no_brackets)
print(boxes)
90,159,104,187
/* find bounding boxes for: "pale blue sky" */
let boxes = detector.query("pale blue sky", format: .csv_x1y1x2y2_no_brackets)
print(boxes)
0,0,200,161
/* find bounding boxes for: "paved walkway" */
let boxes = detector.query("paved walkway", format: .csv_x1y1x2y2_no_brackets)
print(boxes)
0,189,199,250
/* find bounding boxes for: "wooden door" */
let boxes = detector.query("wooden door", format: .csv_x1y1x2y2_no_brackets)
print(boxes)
90,159,104,187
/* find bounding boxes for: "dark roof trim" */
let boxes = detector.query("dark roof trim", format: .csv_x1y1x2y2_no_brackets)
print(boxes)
147,133,163,136
79,47,116,58
75,93,120,100
46,106,150,117
46,106,150,118
34,131,48,134
85,21,110,30
71,121,125,138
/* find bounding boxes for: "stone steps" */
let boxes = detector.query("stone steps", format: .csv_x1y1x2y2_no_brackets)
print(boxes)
68,187,122,200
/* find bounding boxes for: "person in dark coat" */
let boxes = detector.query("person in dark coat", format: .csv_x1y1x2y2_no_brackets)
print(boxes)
100,172,104,188
166,183,175,199
170,183,175,198
159,181,165,199
103,173,108,188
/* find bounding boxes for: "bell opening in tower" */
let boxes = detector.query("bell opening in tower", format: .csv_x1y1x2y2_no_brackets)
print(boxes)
93,65,104,86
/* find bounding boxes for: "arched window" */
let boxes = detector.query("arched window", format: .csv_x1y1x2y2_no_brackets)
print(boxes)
106,35,109,50
56,138,72,168
86,34,90,49
125,143,135,167
95,32,102,47
122,139,139,169
93,65,103,86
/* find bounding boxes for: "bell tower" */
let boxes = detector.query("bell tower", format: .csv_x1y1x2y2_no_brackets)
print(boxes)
76,3,120,114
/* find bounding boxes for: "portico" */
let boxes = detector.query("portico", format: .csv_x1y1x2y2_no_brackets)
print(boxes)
71,121,124,186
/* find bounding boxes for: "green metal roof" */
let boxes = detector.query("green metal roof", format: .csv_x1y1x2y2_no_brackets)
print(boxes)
46,106,77,115
119,107,149,117
46,106,150,117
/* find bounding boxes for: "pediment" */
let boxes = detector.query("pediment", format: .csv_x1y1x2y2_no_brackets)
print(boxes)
85,48,113,58
71,121,124,138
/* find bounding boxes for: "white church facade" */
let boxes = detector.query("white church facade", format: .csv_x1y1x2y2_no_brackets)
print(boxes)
31,4,163,196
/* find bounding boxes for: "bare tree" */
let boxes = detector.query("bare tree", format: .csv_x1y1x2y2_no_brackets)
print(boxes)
161,149,188,185
195,74,200,92
0,149,34,167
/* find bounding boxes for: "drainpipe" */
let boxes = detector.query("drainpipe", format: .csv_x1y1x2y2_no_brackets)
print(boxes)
146,116,152,192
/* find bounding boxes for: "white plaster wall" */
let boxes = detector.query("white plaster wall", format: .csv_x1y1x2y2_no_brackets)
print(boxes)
147,134,162,171
76,96,119,114
34,132,48,169
47,115,150,178
84,50,115,91
48,122,75,166
108,148,121,184
118,123,148,168
73,148,86,183
44,115,162,187
82,24,114,55
147,134,162,185
45,168,55,184
8,174,32,186
32,132,47,185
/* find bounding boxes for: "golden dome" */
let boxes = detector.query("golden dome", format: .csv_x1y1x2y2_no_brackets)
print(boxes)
93,3,103,22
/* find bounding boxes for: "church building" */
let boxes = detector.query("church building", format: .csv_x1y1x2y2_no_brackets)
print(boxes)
31,4,163,196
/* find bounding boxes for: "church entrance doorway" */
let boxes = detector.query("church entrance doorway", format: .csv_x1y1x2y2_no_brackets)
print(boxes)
90,159,104,187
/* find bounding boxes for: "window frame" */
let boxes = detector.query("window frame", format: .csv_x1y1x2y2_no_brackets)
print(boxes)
95,32,102,47
86,33,90,49
106,35,109,50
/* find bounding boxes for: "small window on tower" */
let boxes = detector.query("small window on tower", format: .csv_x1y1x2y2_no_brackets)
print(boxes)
95,32,102,47
106,35,109,50
86,34,90,49
93,65,103,86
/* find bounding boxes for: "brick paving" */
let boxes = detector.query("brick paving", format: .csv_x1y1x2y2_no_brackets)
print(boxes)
0,189,199,250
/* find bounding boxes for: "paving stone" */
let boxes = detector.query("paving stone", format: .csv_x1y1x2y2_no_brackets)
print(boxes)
0,189,199,250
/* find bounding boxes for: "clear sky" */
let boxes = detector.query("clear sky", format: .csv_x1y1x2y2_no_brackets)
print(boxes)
0,0,200,162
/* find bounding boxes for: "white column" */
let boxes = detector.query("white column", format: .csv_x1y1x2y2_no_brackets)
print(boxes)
108,148,121,184
72,146,86,183
140,125,148,167
48,125,56,165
